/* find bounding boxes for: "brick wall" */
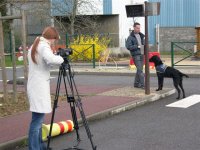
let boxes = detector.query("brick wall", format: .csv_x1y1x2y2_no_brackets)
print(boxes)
159,27,196,52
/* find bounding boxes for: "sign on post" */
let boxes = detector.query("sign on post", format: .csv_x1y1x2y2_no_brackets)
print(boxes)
125,4,144,17
125,2,160,17
146,2,160,16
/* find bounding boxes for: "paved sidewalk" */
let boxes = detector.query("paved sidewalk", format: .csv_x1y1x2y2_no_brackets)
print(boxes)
0,56,199,149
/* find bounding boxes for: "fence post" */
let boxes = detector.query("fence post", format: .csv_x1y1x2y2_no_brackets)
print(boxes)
66,33,69,47
92,44,95,68
171,42,174,67
0,13,8,102
21,10,28,94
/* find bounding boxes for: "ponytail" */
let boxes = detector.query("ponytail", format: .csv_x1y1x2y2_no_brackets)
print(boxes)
31,37,40,64
31,26,60,64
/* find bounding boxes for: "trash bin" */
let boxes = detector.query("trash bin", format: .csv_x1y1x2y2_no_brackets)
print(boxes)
130,52,160,69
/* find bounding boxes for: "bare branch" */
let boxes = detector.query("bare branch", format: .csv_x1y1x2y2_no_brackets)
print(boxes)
3,0,101,36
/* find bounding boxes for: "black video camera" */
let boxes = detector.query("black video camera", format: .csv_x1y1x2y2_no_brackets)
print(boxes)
57,48,73,58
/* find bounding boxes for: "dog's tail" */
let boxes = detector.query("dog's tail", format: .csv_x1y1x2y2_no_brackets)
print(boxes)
180,72,189,78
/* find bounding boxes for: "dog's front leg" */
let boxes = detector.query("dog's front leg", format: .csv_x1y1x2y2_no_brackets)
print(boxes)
160,76,164,90
156,74,163,91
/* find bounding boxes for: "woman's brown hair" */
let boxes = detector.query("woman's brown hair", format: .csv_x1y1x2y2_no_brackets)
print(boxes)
31,26,60,64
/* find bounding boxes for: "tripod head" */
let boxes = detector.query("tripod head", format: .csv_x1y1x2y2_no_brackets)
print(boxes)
57,47,73,76
57,47,73,56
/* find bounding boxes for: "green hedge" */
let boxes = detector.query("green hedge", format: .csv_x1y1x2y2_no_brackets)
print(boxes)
4,55,24,67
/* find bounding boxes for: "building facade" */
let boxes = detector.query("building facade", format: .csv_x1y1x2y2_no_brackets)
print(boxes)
148,0,200,52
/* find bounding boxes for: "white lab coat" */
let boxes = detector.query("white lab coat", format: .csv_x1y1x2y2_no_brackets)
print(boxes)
27,37,64,113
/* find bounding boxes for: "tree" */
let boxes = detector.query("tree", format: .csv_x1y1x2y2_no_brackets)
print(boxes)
4,0,101,46
0,12,8,102
0,0,10,33
49,0,101,35
0,1,28,103
0,1,9,102
0,0,11,52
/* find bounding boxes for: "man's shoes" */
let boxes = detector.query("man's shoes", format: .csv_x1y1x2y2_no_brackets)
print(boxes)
140,86,145,89
134,85,145,89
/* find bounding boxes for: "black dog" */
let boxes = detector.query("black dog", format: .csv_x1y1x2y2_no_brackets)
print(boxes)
149,55,189,99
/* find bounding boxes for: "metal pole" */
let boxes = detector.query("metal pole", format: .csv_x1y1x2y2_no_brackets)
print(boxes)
156,24,160,53
92,44,95,68
9,31,12,60
66,33,69,47
171,42,174,67
145,1,150,95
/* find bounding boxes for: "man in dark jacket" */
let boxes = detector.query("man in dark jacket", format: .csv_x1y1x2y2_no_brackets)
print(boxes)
126,22,145,88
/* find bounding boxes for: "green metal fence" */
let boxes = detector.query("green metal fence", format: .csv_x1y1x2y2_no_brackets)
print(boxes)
69,44,96,68
66,33,116,68
171,42,200,67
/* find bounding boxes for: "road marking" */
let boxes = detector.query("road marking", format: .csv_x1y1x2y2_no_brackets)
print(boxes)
0,80,9,82
50,76,56,79
0,66,23,69
166,95,200,108
0,77,56,82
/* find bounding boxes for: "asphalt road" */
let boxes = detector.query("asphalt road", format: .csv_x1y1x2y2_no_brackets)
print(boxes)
0,67,24,81
14,73,200,150
0,66,159,87
43,77,200,150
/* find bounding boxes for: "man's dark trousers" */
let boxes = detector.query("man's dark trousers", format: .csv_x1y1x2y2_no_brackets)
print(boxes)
133,54,144,87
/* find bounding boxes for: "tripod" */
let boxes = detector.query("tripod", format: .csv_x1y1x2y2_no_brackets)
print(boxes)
47,58,97,150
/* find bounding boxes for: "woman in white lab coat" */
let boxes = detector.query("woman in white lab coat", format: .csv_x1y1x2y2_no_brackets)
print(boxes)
27,26,64,150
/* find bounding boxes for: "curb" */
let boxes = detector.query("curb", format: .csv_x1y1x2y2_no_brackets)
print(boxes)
0,136,27,150
51,70,200,78
0,89,175,150
85,89,176,122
